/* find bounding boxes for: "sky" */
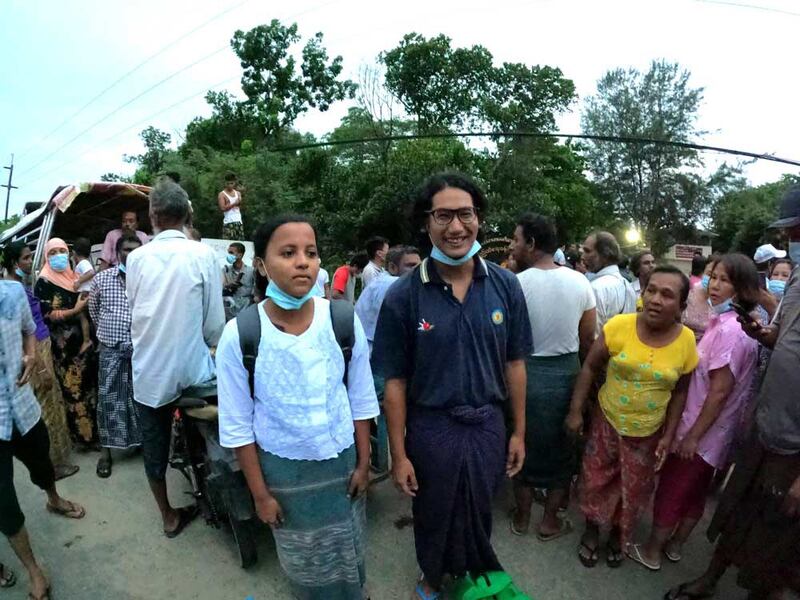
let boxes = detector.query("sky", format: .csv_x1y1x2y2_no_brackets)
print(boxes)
1,0,799,218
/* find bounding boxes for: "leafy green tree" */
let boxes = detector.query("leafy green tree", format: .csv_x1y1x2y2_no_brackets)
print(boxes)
184,91,264,153
581,60,711,253
231,20,356,140
124,126,172,183
712,174,800,255
99,172,131,182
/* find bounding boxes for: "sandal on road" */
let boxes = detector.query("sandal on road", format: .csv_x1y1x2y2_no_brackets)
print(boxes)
96,456,112,479
164,506,199,539
46,499,85,519
606,540,624,569
537,518,573,542
663,582,716,600
626,543,661,571
0,563,16,588
577,537,600,568
509,508,529,536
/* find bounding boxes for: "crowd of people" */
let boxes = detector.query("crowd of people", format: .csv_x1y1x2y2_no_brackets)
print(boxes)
1,173,799,600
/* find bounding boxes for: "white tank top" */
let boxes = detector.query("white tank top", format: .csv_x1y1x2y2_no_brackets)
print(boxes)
222,190,242,224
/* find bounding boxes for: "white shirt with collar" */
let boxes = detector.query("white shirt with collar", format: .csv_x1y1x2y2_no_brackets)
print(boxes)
127,229,225,408
591,264,638,336
361,261,383,289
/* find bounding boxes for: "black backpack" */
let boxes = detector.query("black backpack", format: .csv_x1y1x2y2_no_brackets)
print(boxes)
236,300,355,399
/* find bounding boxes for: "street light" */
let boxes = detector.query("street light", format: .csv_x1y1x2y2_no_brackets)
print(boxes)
624,227,641,245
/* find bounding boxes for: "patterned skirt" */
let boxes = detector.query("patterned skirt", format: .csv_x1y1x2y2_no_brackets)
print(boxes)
579,406,661,545
222,221,245,241
30,338,72,465
97,343,142,449
259,444,366,600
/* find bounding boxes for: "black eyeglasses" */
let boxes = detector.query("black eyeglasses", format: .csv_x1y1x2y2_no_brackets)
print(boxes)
426,207,478,226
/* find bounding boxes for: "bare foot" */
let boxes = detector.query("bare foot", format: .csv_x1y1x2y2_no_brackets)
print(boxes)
28,566,49,600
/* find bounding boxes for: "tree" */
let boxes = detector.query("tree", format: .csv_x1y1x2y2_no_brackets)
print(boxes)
712,175,800,255
231,20,356,140
581,60,709,253
184,91,264,153
99,172,131,183
124,126,172,183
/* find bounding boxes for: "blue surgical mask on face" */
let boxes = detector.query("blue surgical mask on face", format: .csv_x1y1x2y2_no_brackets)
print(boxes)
768,279,786,297
48,254,69,272
701,275,710,290
789,242,800,264
265,280,316,310
430,240,482,266
226,253,237,265
708,297,734,315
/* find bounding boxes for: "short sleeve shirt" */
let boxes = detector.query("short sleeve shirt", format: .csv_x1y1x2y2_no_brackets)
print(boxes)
373,257,533,409
332,266,356,303
675,311,758,468
599,313,699,437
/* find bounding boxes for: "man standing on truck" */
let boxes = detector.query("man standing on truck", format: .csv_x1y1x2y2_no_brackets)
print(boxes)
218,172,245,241
99,210,149,269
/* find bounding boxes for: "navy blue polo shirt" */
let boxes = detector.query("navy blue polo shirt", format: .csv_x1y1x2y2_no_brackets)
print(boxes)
372,256,533,409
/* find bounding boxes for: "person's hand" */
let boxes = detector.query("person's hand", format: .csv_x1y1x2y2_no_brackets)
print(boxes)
677,435,699,461
564,410,584,438
392,456,418,498
254,494,283,528
782,475,800,518
79,340,93,356
655,435,672,471
348,465,370,499
72,281,81,292
506,433,525,478
17,355,35,386
74,295,88,312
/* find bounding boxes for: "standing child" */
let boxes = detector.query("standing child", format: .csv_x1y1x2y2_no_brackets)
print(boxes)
71,238,95,355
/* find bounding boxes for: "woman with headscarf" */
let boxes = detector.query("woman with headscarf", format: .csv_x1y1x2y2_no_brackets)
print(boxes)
3,242,78,479
34,238,98,448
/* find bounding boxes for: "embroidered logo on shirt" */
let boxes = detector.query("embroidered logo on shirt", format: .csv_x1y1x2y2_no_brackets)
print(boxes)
491,309,504,325
417,319,434,332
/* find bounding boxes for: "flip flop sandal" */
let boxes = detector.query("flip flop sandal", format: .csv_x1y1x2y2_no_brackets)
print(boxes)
664,543,682,563
414,578,440,600
577,540,600,568
46,500,85,519
54,464,80,481
625,543,661,571
96,457,112,479
0,563,16,588
164,506,199,538
606,542,625,569
509,508,529,536
536,518,573,542
663,582,716,600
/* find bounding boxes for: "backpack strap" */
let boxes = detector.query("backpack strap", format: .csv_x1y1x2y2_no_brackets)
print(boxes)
329,299,355,385
236,303,262,399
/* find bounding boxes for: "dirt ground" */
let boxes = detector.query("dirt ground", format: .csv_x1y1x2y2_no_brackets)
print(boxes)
6,450,745,599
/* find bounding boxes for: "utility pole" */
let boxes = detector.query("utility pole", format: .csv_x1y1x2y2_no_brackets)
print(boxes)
2,154,19,221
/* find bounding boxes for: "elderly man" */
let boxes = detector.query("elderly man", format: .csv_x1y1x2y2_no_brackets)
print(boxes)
665,186,800,600
99,210,149,268
374,173,531,599
127,180,225,537
89,231,144,479
355,245,421,350
222,242,254,321
582,231,637,334
0,279,85,600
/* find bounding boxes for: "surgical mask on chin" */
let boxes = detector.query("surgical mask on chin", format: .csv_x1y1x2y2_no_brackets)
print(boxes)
707,297,734,315
430,240,482,266
265,280,315,310
226,253,237,265
48,254,69,272
14,267,26,279
700,275,710,291
768,279,786,297
118,263,127,274
789,242,800,264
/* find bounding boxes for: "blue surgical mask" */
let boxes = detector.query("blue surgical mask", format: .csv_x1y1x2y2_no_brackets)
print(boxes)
768,279,786,297
118,263,127,274
789,242,800,264
265,280,316,310
226,253,237,265
48,254,69,272
700,275,710,290
14,267,26,279
430,240,482,266
708,297,734,315
585,272,597,282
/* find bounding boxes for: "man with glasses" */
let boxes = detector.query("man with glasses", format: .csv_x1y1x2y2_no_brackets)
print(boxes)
373,173,532,600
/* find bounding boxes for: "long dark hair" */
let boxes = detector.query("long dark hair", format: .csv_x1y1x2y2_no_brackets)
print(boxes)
710,253,760,311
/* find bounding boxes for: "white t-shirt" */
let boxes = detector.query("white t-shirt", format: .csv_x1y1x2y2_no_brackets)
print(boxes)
314,268,329,297
361,261,383,289
74,259,95,293
221,190,243,225
517,266,596,356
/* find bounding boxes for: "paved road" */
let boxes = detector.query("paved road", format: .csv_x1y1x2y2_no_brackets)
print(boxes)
8,451,742,599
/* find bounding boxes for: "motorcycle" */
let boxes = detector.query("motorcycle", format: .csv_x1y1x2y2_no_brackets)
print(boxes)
169,381,259,568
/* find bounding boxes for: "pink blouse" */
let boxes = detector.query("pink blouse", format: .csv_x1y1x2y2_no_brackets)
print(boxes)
674,311,758,469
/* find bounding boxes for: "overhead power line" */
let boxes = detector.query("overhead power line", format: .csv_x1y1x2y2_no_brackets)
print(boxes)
270,131,800,167
17,0,252,159
695,0,800,17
